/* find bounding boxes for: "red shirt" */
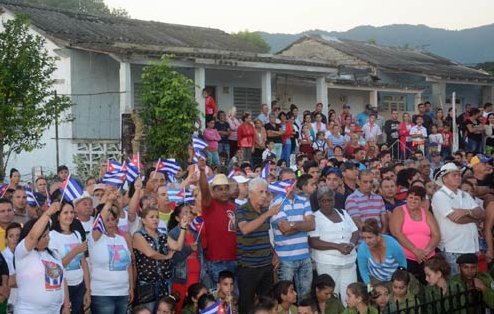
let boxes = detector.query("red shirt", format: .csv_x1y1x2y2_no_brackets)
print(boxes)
237,123,255,148
202,199,236,261
205,96,217,115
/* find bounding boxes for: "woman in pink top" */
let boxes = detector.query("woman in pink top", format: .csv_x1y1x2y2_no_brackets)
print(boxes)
389,186,440,284
203,118,221,166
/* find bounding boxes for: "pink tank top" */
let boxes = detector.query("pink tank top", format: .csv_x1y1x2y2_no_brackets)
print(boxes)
401,205,435,261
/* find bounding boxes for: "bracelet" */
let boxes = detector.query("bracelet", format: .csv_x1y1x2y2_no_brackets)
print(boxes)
180,226,187,231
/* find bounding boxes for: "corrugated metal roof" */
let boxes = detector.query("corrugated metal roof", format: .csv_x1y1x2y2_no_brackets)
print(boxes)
280,35,493,82
0,1,262,52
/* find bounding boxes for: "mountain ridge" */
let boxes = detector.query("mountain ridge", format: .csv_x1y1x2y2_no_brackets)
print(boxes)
259,23,494,64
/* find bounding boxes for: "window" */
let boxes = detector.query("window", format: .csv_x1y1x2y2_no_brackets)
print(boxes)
381,95,406,114
233,87,261,117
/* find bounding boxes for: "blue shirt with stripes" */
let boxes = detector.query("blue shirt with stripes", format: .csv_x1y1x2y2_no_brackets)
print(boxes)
271,194,313,262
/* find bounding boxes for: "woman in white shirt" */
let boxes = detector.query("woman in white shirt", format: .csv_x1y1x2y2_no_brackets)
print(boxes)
2,222,21,313
49,202,90,314
14,202,70,314
308,186,359,304
89,191,133,314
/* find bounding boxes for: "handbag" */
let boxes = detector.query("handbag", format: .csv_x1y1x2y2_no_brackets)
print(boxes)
135,281,156,305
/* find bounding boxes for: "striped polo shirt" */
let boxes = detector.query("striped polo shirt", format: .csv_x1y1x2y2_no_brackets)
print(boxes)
345,189,385,227
236,203,273,267
271,194,313,262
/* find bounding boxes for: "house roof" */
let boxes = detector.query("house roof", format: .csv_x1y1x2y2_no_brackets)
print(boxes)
0,2,337,70
0,1,262,52
279,35,493,82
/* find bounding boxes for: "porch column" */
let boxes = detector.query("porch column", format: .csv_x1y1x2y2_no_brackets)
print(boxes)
482,85,494,105
194,67,206,129
369,90,378,107
431,81,446,109
414,93,422,107
316,76,328,113
261,71,272,106
119,62,132,114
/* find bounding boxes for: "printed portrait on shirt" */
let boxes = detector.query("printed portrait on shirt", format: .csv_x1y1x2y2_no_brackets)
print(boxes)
42,260,63,291
107,244,130,271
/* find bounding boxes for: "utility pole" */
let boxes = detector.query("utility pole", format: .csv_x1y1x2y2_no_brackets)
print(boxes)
55,91,60,169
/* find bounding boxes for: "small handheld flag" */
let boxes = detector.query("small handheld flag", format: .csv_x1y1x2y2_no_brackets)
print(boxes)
199,300,225,314
192,136,208,151
61,175,84,202
92,213,106,234
189,216,204,232
0,184,8,198
25,186,39,207
268,180,295,196
260,163,270,179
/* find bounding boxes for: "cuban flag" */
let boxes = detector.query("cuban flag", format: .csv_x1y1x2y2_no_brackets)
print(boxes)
61,175,84,202
0,184,8,198
260,163,270,179
192,149,207,164
156,159,181,175
268,180,295,196
92,213,106,234
184,190,195,204
166,172,179,183
227,169,235,178
192,136,208,151
126,154,140,184
25,186,39,207
207,176,215,185
168,188,186,204
102,161,127,187
189,216,204,232
199,300,227,314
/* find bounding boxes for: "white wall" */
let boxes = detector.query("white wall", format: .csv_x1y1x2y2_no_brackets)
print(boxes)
1,10,74,181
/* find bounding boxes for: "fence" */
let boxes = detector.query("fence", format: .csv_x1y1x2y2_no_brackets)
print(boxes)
382,286,489,314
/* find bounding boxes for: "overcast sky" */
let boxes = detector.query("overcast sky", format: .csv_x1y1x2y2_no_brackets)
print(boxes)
105,0,493,34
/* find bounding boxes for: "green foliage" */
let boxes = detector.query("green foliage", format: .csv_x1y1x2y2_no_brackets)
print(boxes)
475,62,494,75
0,15,73,177
232,30,271,53
19,0,130,18
139,56,200,162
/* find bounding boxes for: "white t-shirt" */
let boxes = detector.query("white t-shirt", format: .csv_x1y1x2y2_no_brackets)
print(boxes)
309,210,358,266
431,186,480,253
118,210,129,233
88,234,131,296
15,239,64,314
2,247,17,306
410,125,428,144
49,231,84,286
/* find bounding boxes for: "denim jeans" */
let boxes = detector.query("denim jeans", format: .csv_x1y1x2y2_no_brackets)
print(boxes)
91,295,129,314
281,142,292,167
465,138,482,154
68,282,86,314
218,142,230,160
207,151,220,166
315,262,357,305
277,257,313,299
206,260,237,290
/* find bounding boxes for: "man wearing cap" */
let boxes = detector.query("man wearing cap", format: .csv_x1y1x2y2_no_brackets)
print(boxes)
341,162,358,201
449,253,494,310
74,191,95,238
271,169,315,298
470,154,494,205
431,163,485,275
198,159,237,287
233,175,249,207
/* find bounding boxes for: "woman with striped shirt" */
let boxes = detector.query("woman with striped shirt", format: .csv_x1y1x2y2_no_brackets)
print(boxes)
357,219,407,285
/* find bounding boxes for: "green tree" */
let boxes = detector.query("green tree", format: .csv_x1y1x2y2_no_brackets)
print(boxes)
475,62,494,75
0,16,73,179
139,56,200,162
19,0,130,18
232,30,271,53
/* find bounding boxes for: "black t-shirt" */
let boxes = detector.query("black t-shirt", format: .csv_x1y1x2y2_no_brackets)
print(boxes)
265,123,282,143
384,119,400,144
0,253,9,283
465,119,483,142
215,121,230,143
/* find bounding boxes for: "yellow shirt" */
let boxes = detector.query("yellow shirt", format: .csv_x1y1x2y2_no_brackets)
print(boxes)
0,227,6,251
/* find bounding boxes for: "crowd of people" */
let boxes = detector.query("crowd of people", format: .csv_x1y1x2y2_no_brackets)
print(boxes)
0,99,494,314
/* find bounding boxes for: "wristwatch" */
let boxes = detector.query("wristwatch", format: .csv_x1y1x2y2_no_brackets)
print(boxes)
289,222,295,229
